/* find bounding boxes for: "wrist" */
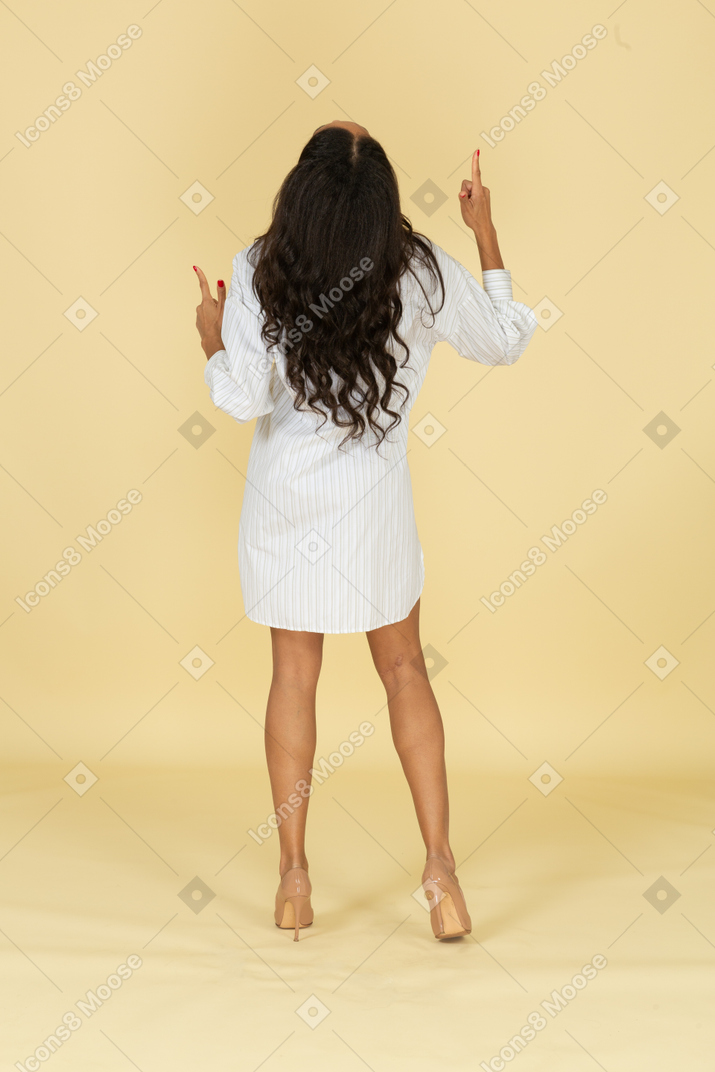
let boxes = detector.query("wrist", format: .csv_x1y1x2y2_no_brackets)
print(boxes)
473,226,503,270
479,251,505,270
473,222,497,245
202,335,223,359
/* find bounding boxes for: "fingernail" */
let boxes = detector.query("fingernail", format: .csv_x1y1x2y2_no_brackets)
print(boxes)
193,266,197,271
218,280,224,287
477,149,480,157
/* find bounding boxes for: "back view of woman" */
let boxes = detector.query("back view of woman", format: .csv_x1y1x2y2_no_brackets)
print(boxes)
194,120,538,941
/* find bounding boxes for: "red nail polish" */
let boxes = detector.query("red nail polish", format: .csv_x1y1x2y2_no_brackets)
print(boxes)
193,266,197,271
218,280,224,287
477,149,480,157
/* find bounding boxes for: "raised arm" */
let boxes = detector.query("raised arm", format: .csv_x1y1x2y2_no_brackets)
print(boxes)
459,148,505,272
425,149,537,365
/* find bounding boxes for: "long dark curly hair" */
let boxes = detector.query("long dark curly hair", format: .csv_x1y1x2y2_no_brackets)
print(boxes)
248,125,446,453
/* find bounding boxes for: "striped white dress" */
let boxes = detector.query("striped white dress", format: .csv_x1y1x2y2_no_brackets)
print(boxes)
204,240,538,633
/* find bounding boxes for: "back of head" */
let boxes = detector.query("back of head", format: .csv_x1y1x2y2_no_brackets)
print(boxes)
249,126,445,453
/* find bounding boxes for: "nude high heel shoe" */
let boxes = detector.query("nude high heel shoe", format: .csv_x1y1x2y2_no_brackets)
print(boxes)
274,866,314,941
421,855,472,939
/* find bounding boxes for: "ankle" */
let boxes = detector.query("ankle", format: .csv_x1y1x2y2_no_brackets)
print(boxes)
280,856,309,876
425,847,456,872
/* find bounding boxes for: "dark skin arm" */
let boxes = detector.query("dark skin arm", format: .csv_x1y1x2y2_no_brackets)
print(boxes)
194,266,226,360
458,149,505,271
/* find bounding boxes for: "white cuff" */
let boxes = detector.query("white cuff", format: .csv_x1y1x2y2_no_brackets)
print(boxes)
482,269,514,301
204,348,227,385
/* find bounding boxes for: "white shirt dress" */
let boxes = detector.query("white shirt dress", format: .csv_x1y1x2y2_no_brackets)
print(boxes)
204,239,538,633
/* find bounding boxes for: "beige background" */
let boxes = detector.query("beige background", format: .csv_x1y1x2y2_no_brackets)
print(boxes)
1,1,714,1069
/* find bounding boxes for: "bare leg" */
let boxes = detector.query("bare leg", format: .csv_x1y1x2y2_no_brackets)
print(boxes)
366,597,456,872
265,626,324,876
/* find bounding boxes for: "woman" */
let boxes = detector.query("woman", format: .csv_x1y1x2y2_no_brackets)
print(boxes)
194,120,538,941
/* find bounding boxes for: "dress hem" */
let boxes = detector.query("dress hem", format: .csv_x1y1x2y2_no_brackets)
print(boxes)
242,573,425,634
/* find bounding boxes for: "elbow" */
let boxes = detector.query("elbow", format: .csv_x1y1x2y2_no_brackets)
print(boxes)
208,390,253,425
228,410,254,425
500,345,524,366
208,380,273,423
498,326,537,365
483,340,523,366
223,402,264,425
496,310,539,365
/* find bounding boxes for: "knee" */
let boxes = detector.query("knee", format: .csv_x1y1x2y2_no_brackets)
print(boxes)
374,649,420,688
272,657,321,693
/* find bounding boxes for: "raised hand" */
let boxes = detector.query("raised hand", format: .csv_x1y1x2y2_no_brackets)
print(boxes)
458,149,494,235
458,150,504,270
194,266,226,359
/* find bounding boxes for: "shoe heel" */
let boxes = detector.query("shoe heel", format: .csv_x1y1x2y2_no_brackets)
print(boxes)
274,866,313,940
422,863,472,940
430,886,467,938
285,894,310,942
428,888,445,938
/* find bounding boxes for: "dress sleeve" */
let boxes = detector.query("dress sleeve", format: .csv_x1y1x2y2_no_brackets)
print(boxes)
203,248,276,423
425,241,538,366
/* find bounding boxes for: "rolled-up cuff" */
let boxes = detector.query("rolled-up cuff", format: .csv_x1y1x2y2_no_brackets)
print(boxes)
204,348,227,386
482,269,514,301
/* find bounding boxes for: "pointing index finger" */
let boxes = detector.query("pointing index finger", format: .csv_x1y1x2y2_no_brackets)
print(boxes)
472,148,482,191
194,265,212,301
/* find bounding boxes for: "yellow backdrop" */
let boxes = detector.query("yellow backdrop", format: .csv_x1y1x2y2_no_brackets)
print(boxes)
1,2,713,1070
